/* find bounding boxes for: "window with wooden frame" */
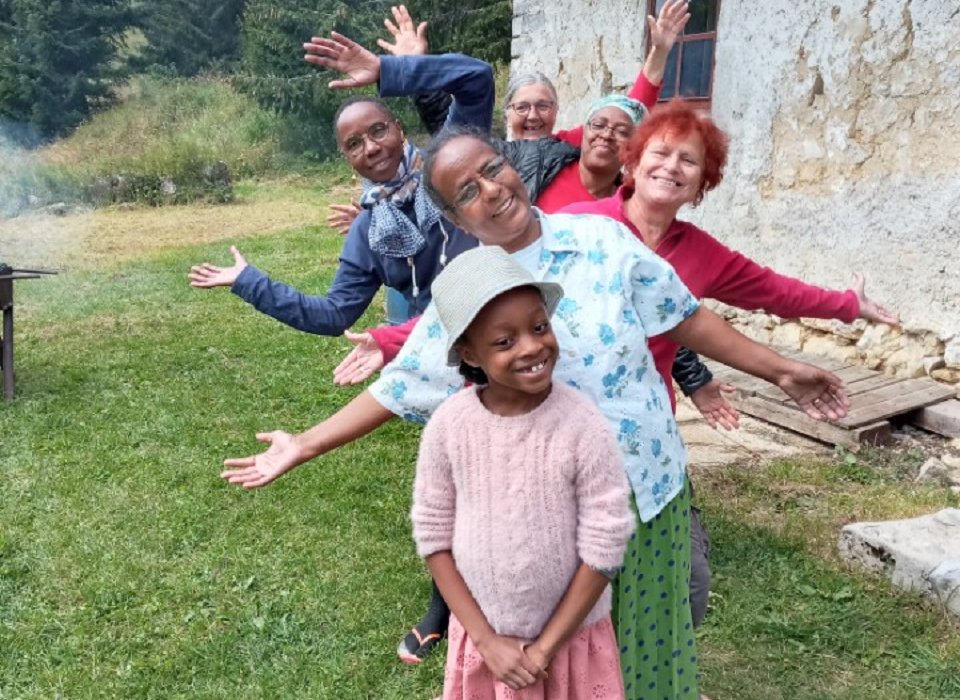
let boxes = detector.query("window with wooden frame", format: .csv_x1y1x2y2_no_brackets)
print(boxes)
648,0,720,108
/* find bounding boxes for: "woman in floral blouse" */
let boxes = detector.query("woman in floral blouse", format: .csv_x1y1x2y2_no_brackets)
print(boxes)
219,127,848,700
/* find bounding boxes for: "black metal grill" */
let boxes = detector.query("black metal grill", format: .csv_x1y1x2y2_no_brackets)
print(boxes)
0,263,56,400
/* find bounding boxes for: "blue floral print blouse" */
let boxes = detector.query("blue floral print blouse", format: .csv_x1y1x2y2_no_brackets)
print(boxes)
369,210,700,522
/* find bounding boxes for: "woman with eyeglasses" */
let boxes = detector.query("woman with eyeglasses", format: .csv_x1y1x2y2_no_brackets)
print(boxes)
187,47,493,337
216,126,850,699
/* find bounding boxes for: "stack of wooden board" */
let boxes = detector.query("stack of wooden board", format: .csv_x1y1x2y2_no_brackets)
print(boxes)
704,350,958,451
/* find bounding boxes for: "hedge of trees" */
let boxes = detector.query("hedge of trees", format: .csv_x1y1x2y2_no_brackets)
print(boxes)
0,0,510,150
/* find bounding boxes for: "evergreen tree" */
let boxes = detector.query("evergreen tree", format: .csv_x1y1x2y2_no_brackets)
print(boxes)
0,0,135,144
135,0,245,76
235,0,510,159
406,0,511,65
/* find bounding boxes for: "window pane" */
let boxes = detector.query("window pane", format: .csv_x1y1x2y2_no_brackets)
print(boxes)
686,0,718,34
660,44,679,99
678,38,714,98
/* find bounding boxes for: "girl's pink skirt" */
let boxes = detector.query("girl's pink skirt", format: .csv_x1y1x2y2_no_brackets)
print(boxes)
441,614,625,700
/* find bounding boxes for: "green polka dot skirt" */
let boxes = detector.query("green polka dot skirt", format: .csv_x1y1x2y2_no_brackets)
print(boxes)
612,481,698,700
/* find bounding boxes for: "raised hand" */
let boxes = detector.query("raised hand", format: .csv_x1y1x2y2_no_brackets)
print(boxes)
689,379,740,430
303,32,381,89
332,330,385,385
221,431,305,489
647,0,690,54
776,361,849,421
476,635,543,691
327,201,361,235
851,272,899,326
189,245,248,288
377,4,428,56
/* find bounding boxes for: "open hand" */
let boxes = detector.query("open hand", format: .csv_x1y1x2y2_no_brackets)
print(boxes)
304,32,381,89
221,431,305,489
476,635,544,691
777,361,849,421
852,272,899,326
332,330,385,385
647,0,690,54
327,201,360,235
189,245,248,288
377,5,428,56
690,379,740,430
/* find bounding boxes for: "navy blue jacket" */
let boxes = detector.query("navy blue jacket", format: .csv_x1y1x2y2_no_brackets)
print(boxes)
231,53,494,336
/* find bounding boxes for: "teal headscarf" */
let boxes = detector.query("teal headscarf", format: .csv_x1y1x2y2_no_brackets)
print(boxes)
585,95,648,125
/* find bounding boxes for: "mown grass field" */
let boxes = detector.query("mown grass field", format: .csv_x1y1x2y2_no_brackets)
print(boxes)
1,181,959,699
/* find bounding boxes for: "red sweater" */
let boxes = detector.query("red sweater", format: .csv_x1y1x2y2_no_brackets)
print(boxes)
562,187,860,409
369,74,665,359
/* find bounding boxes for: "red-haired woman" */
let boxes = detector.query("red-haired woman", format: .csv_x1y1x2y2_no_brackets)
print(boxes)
562,99,898,632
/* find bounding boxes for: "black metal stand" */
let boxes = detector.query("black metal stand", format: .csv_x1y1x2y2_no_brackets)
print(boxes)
0,272,55,400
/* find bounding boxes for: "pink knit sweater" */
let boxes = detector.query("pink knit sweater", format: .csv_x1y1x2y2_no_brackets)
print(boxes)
411,383,635,639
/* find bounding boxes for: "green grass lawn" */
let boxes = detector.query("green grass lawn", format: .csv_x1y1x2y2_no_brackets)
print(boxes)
2,191,959,699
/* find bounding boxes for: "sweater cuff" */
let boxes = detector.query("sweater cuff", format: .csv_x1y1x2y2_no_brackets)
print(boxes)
377,56,403,98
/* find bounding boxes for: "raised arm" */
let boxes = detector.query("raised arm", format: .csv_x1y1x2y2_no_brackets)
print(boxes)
303,32,382,89
639,0,690,93
554,0,687,146
378,53,494,132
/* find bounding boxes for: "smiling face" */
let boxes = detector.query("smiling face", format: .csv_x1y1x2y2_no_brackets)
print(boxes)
335,101,405,183
579,106,636,176
430,135,540,253
505,82,559,140
457,287,558,414
631,128,706,210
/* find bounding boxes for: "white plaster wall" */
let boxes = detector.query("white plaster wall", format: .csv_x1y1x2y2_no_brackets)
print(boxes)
512,0,960,381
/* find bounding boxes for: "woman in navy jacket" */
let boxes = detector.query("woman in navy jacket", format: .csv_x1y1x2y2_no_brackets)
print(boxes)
188,40,493,336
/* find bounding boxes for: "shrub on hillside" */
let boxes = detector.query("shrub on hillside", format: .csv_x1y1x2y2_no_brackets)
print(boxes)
1,76,287,214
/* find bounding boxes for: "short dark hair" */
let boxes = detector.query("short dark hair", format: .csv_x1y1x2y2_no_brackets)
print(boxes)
458,360,488,385
422,124,500,210
332,96,396,131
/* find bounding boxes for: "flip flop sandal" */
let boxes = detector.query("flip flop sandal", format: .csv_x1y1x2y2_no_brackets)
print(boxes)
396,626,444,664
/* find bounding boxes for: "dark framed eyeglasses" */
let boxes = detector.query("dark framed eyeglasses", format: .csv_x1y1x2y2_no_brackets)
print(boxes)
452,156,509,210
341,121,394,156
506,100,556,117
586,119,634,140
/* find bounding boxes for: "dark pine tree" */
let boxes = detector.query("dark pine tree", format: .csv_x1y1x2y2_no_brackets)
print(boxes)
0,0,135,144
135,0,245,76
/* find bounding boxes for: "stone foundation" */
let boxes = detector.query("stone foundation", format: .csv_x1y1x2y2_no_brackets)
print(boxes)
714,304,960,393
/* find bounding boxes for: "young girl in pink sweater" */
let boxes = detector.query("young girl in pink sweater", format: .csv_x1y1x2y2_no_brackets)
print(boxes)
411,246,636,699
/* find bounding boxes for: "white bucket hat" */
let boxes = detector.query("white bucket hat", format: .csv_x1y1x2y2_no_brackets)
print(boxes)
429,246,564,366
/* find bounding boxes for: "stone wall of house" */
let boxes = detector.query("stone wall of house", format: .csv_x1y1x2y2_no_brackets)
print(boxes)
512,0,960,391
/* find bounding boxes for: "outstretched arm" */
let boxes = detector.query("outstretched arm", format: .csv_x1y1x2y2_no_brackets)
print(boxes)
554,0,687,146
221,390,394,488
189,245,249,288
851,272,899,325
666,307,849,421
